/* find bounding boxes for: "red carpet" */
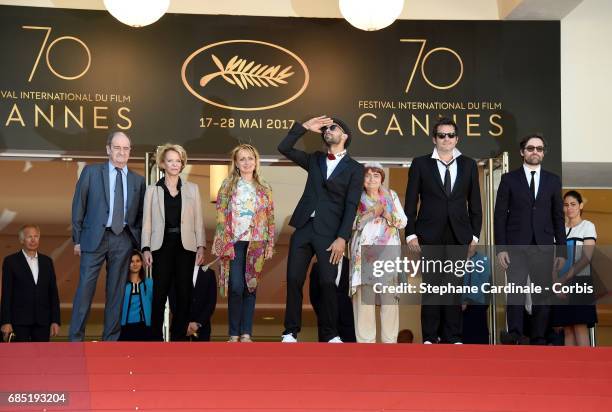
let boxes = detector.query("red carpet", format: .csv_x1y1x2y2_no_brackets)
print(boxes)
1,342,611,411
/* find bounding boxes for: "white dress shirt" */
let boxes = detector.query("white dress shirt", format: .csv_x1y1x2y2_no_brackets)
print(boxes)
432,147,461,190
326,150,346,179
406,147,478,244
311,150,347,217
523,164,541,198
22,250,39,285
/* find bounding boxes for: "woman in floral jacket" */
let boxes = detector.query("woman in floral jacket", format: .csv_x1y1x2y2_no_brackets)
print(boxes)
349,162,407,343
213,144,275,342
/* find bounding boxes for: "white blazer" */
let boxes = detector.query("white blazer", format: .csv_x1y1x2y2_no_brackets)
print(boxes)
141,180,205,252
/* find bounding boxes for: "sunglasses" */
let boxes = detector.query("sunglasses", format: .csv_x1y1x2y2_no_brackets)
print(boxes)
524,145,545,153
322,124,344,133
435,132,457,139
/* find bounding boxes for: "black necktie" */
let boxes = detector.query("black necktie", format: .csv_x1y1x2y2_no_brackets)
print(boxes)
439,159,455,196
529,170,536,201
111,167,124,235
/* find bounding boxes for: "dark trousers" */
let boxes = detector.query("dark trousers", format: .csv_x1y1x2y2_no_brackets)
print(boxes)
228,241,256,336
13,324,50,342
119,321,152,341
505,244,554,345
284,220,339,342
189,267,217,342
462,305,490,344
69,229,133,341
421,225,466,344
310,257,356,342
151,233,196,341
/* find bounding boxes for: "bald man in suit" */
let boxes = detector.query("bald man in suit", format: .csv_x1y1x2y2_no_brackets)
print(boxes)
69,131,145,341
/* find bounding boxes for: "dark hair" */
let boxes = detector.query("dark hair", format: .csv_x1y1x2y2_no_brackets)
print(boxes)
128,250,145,282
564,190,584,216
321,117,352,148
564,190,583,204
397,329,414,343
364,165,385,183
431,117,458,137
106,130,131,147
519,134,547,151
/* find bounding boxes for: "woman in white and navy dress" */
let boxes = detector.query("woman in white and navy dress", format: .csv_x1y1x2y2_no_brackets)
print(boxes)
551,190,597,346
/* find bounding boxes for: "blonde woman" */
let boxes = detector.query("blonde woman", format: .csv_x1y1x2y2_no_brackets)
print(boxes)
141,144,205,341
212,144,275,342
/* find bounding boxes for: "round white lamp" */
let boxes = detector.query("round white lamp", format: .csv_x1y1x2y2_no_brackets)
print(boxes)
339,0,405,31
104,0,170,27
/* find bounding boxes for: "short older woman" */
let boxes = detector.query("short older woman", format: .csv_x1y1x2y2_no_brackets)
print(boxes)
349,162,407,343
141,143,205,341
213,144,275,342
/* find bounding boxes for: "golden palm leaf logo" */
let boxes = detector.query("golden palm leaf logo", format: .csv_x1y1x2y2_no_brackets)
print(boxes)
199,54,294,90
182,40,309,111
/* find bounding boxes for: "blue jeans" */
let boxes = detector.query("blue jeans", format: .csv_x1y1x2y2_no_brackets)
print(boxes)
228,241,256,336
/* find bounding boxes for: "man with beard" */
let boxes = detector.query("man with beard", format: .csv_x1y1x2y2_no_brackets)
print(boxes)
278,115,364,343
494,134,566,345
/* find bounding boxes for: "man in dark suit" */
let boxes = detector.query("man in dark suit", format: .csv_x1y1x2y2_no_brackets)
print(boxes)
1,225,60,342
309,257,357,343
186,265,217,342
494,134,566,345
279,115,364,343
404,117,482,344
69,131,146,341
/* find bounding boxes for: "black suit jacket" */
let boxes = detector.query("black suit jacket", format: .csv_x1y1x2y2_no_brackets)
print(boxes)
1,251,60,326
404,154,482,244
278,123,364,241
189,267,217,341
494,167,566,252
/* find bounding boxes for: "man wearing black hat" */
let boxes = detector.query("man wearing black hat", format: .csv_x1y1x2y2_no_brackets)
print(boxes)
278,115,364,343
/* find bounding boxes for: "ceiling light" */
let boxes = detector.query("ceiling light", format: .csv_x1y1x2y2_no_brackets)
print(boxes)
339,0,404,31
104,0,170,28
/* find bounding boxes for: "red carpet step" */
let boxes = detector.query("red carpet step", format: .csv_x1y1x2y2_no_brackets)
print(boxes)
1,342,611,411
